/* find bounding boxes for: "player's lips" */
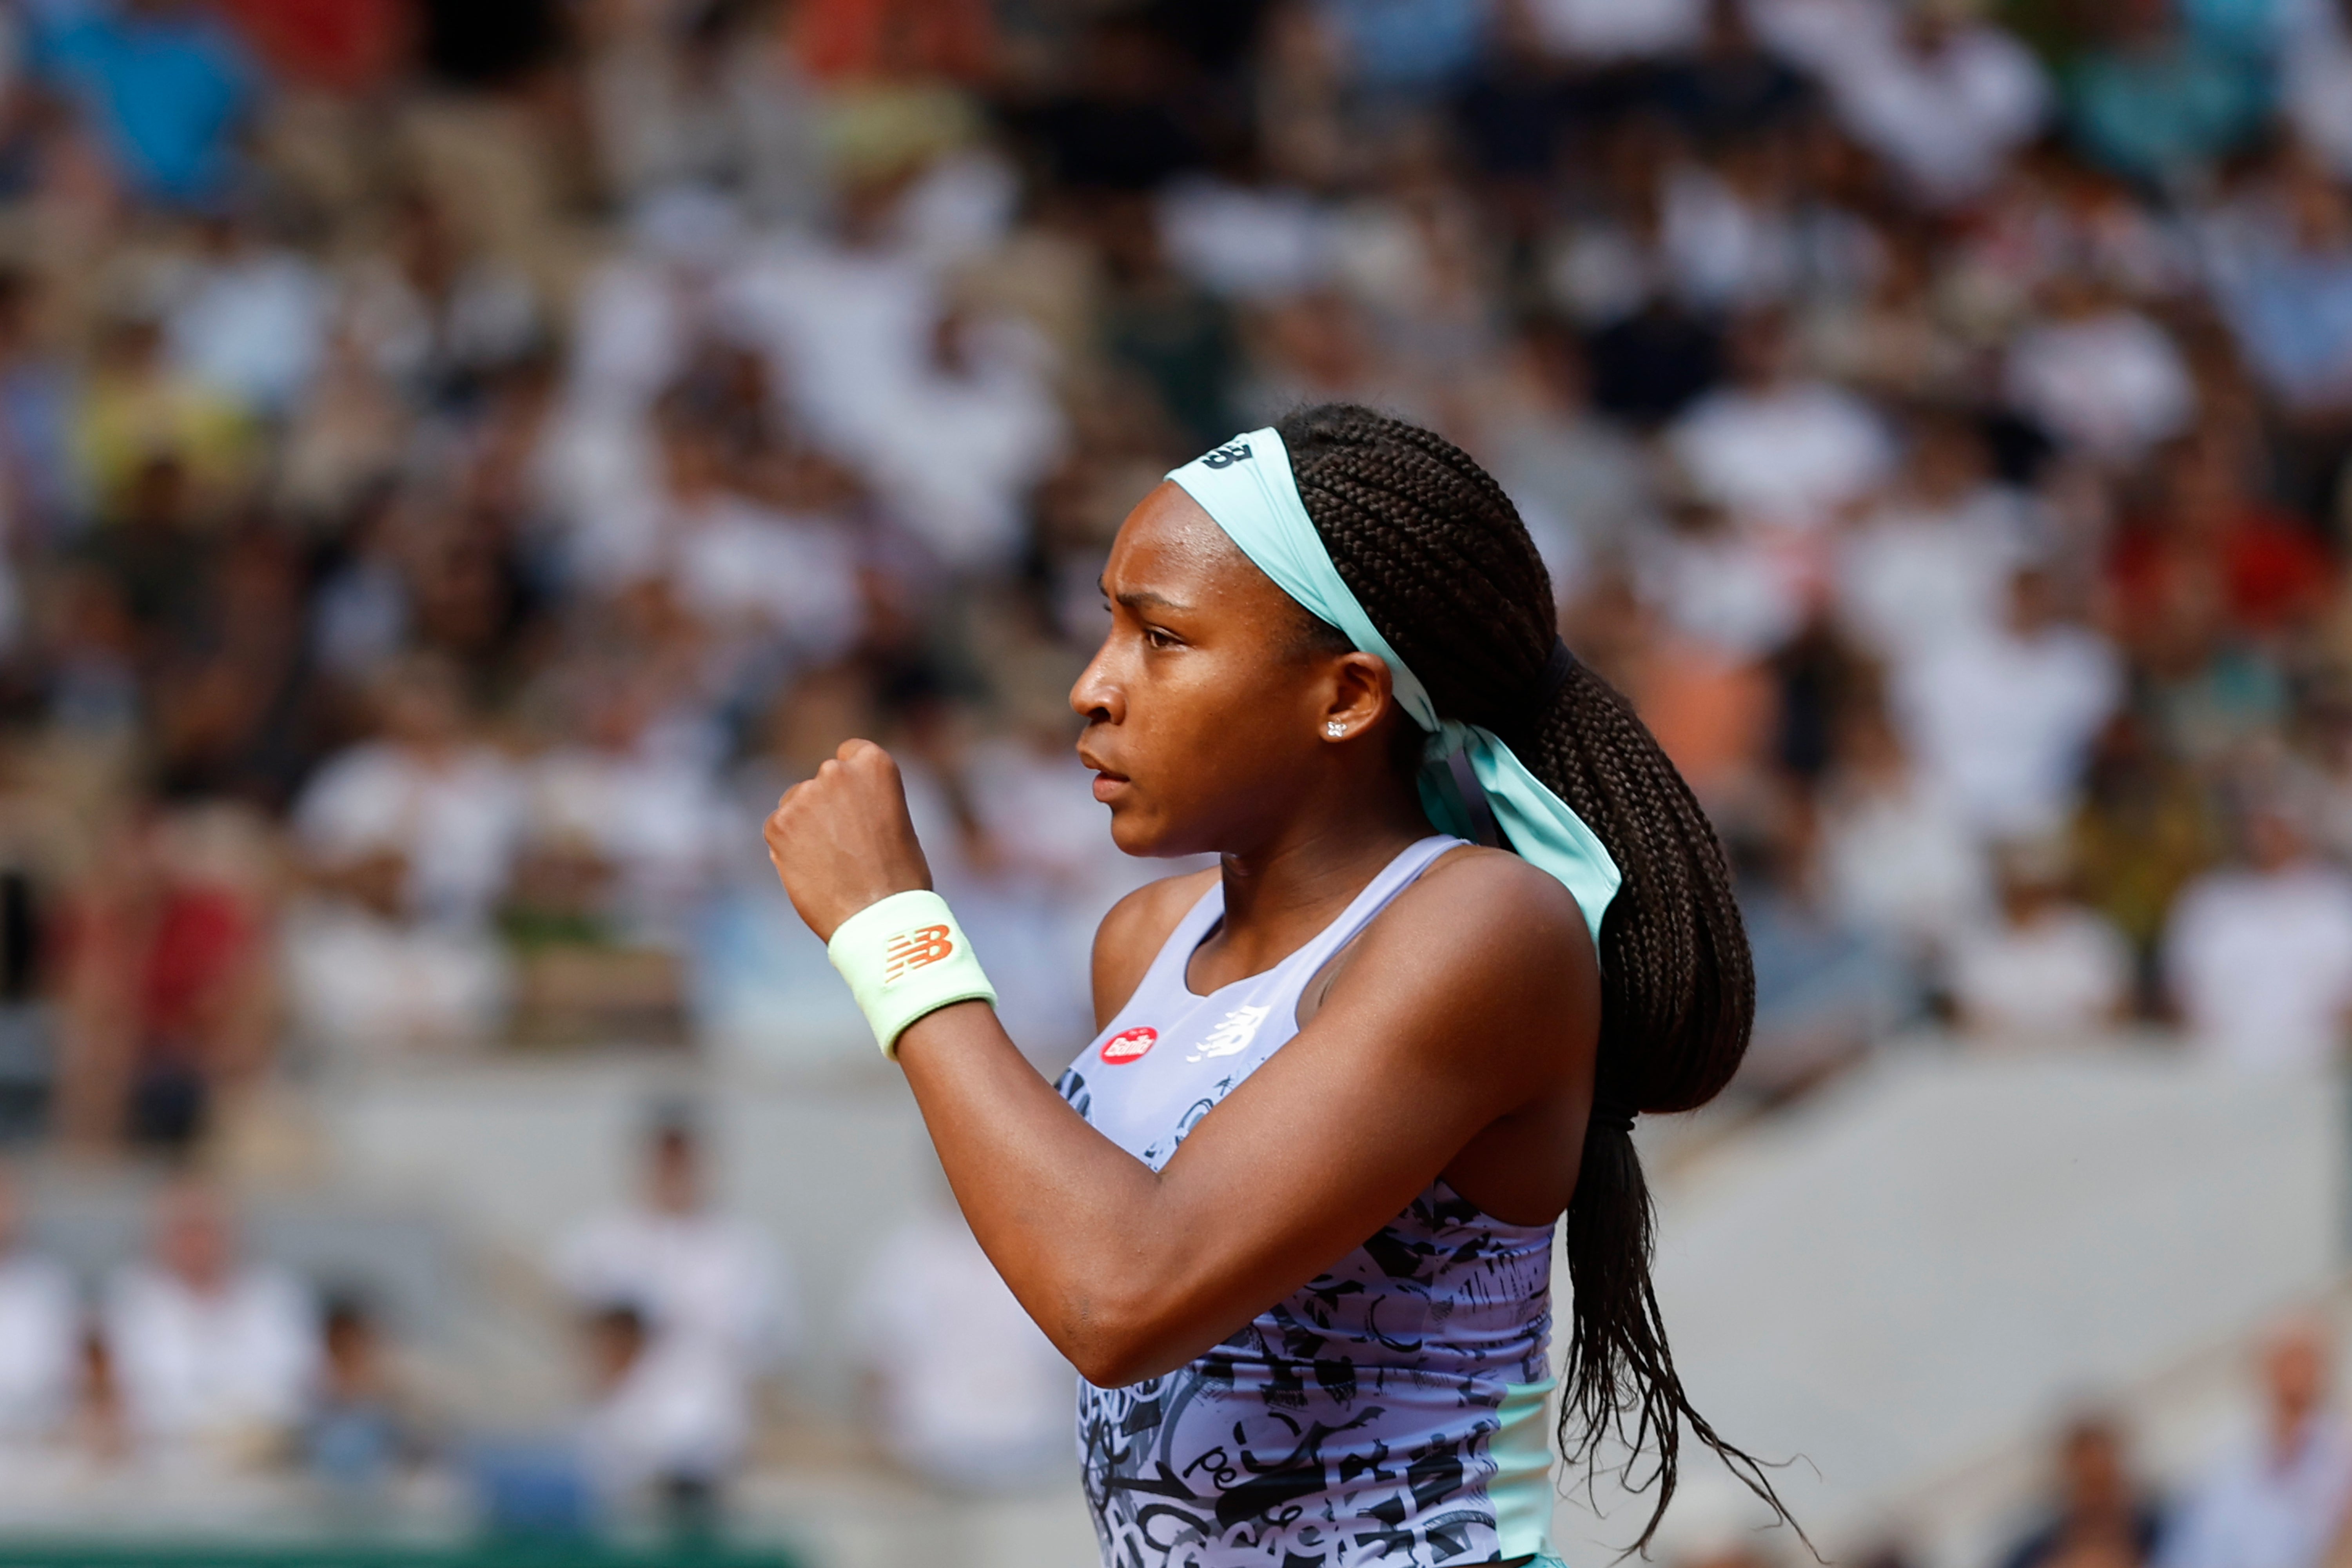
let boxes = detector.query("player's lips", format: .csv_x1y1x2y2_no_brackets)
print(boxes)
1078,744,1129,803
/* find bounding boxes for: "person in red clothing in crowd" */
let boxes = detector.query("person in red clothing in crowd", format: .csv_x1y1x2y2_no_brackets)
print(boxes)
2107,431,2340,650
793,0,997,84
211,0,408,94
53,804,276,1158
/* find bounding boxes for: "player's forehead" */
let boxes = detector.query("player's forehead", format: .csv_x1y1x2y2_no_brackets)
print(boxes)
1102,482,1287,623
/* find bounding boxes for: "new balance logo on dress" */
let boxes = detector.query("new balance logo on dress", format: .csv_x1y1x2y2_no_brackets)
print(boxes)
884,924,955,983
1188,1004,1271,1062
1200,440,1254,469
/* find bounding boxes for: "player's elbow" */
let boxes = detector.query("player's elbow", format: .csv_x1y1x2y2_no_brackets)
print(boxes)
1053,1271,1199,1388
1063,1326,1190,1390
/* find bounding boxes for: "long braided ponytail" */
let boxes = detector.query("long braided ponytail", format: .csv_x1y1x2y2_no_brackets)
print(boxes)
1274,403,1791,1554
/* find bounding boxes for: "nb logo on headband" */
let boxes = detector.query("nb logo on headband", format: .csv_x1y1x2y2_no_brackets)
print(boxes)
1200,441,1254,470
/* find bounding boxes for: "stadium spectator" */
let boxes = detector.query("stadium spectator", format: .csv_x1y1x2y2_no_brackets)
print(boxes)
54,804,276,1154
299,1294,425,1494
1949,838,2134,1044
553,1111,794,1506
283,657,518,1056
2160,1319,2352,1568
1833,412,2037,670
1531,0,1708,62
2002,279,2196,466
2164,798,2352,1069
1999,1413,2166,1568
1732,795,1909,1100
1893,567,2125,841
291,655,523,933
1665,309,1893,531
2207,150,2352,418
852,1178,1072,1492
517,669,731,953
34,0,261,209
162,207,331,418
1804,0,2052,208
0,1166,77,1443
102,1181,319,1461
572,1297,734,1533
1817,700,1990,969
2064,0,2270,187
2107,435,2337,650
1480,323,1661,596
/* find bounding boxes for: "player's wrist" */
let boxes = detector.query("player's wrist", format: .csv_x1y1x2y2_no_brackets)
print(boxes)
825,889,996,1060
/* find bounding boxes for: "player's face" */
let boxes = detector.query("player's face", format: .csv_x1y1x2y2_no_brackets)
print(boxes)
1073,484,1357,857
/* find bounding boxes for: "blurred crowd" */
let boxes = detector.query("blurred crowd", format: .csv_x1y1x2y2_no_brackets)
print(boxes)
0,1109,1077,1538
0,0,2339,1154
0,0,2342,1551
1695,1318,2352,1568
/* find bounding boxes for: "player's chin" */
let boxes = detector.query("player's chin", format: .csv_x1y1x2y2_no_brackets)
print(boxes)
1102,795,1177,858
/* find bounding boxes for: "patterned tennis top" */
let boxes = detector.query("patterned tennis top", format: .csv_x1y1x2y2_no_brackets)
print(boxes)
1056,835,1562,1568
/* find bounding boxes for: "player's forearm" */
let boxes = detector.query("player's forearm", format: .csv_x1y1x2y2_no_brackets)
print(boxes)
894,1002,1234,1385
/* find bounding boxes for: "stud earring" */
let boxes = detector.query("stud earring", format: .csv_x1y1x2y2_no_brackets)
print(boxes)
1325,721,1346,739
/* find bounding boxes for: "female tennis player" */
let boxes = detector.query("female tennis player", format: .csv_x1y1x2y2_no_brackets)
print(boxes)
765,405,1787,1567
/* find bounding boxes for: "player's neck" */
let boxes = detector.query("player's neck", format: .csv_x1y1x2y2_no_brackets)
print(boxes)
1211,784,1430,965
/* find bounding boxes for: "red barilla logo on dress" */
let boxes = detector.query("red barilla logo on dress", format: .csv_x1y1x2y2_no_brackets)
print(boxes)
1100,1026,1158,1064
884,924,955,984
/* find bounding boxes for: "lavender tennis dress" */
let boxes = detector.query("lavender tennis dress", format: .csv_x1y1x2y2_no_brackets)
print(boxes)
1055,836,1567,1568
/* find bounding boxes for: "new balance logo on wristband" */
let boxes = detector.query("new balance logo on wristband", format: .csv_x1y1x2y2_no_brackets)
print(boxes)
828,891,996,1059
884,924,956,983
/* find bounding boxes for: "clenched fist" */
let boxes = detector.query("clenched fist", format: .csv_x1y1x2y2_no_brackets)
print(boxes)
763,740,936,943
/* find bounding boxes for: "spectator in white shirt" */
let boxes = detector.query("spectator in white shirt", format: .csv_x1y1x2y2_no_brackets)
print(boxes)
2160,1318,2352,1568
1893,567,2125,840
553,1114,795,1495
285,655,519,1054
1817,702,1992,968
291,654,525,931
1528,0,1708,61
165,209,333,417
102,1180,319,1458
1666,310,1894,531
1835,413,2036,670
0,1165,76,1442
280,840,513,1057
1950,837,2133,1044
523,673,732,951
571,397,864,667
853,1179,1073,1492
835,302,1066,575
2004,277,2196,465
1813,0,2051,208
575,1299,742,1528
2165,801,2352,1071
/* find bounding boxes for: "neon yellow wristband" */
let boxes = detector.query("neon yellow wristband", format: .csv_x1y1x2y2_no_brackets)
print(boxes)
825,889,997,1060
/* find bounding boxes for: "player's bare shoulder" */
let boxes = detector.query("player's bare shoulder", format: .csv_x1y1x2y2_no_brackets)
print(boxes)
1091,866,1222,1027
1360,844,1596,1011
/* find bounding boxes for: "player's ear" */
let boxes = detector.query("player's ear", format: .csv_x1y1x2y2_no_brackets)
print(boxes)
1317,651,1393,744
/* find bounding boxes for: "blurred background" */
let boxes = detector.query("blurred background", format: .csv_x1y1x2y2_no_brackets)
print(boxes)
0,0,2338,1564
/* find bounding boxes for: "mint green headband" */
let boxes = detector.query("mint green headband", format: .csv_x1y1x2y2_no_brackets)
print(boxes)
1168,427,1621,948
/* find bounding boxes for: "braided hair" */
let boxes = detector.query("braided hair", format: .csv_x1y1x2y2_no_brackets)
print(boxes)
1274,403,1790,1553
